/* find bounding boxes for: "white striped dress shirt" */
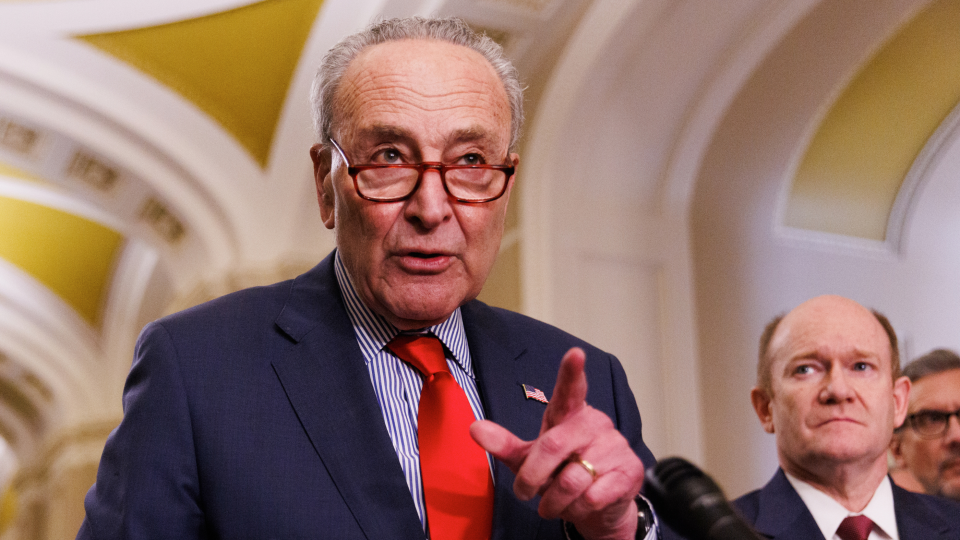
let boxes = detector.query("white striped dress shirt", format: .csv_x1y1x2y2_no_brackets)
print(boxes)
333,253,491,533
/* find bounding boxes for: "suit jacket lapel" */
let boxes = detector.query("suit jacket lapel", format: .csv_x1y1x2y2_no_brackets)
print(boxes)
271,254,424,540
752,471,959,540
753,470,826,540
462,302,550,540
892,481,952,540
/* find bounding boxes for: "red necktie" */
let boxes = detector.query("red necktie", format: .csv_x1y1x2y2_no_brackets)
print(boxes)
387,335,493,540
836,515,874,540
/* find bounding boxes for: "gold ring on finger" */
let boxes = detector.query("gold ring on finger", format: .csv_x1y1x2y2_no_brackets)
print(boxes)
573,455,597,480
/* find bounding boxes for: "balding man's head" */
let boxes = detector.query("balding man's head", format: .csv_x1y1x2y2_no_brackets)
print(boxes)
757,297,900,394
750,295,910,485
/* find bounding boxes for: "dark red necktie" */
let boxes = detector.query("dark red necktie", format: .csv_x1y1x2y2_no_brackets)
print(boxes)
387,335,493,540
836,515,874,540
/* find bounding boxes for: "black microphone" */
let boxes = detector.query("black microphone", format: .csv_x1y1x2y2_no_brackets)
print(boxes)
644,457,763,540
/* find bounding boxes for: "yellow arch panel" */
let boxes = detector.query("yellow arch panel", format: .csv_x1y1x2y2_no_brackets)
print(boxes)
78,0,324,167
786,0,960,240
0,162,43,184
0,197,123,326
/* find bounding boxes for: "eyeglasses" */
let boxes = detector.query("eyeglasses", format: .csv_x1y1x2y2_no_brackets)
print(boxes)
904,408,960,439
328,138,514,203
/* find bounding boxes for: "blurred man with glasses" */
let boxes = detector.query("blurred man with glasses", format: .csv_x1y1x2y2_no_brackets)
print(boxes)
890,349,960,501
79,16,663,540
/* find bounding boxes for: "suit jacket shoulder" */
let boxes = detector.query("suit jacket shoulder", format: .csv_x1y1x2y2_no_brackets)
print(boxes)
733,469,825,540
80,253,656,540
154,250,339,344
80,253,424,540
892,482,960,540
734,469,960,540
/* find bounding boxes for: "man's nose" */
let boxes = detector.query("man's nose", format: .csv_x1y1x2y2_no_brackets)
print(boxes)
404,167,452,228
944,414,960,445
820,368,855,403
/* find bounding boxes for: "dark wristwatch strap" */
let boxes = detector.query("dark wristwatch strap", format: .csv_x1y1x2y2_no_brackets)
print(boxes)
562,494,656,540
635,493,655,538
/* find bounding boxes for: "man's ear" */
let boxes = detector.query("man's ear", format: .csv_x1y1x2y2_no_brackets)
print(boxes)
751,387,776,434
310,143,336,230
892,375,911,428
495,152,520,207
889,433,906,467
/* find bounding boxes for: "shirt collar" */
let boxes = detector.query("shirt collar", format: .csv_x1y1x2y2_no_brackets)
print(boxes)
784,471,898,540
333,251,474,376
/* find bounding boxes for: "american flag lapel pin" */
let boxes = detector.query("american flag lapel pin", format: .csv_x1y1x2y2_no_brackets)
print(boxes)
522,384,549,404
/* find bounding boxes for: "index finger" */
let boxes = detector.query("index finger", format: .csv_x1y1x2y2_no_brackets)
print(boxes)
541,347,588,433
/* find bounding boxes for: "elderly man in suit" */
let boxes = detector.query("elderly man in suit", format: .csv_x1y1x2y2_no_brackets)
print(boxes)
734,295,960,540
78,16,662,540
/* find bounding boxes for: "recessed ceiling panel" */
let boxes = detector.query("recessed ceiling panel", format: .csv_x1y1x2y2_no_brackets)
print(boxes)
77,0,324,168
786,0,960,240
0,196,123,327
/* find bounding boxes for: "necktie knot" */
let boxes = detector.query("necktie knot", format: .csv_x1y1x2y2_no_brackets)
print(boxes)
387,334,449,377
837,515,874,540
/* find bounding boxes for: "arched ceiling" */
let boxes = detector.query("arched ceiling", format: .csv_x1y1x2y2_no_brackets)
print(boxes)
787,0,960,241
0,194,121,326
0,0,600,466
79,0,325,167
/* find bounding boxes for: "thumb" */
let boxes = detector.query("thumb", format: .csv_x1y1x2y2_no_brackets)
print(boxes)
470,419,533,474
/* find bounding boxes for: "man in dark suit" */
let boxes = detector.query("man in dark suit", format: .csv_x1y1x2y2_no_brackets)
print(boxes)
734,295,960,540
78,16,661,540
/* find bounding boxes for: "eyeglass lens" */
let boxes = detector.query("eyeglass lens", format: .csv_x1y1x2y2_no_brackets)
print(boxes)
356,166,506,201
910,408,960,438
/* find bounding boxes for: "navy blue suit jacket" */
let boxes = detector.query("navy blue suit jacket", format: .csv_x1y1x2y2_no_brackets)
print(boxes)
78,252,657,539
733,468,960,540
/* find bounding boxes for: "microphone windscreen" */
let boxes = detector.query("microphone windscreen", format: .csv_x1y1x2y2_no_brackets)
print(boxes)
644,457,762,540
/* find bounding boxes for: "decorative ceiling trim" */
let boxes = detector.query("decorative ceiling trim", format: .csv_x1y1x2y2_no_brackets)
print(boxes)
0,273,98,428
0,195,123,327
785,0,960,240
0,0,262,35
520,0,643,322
889,100,960,253
0,177,124,232
0,178,127,327
0,409,24,456
662,0,823,211
99,239,166,380
0,69,238,286
77,0,325,167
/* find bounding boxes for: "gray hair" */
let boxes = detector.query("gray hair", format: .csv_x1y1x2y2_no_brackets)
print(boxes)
902,348,960,382
310,16,524,150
